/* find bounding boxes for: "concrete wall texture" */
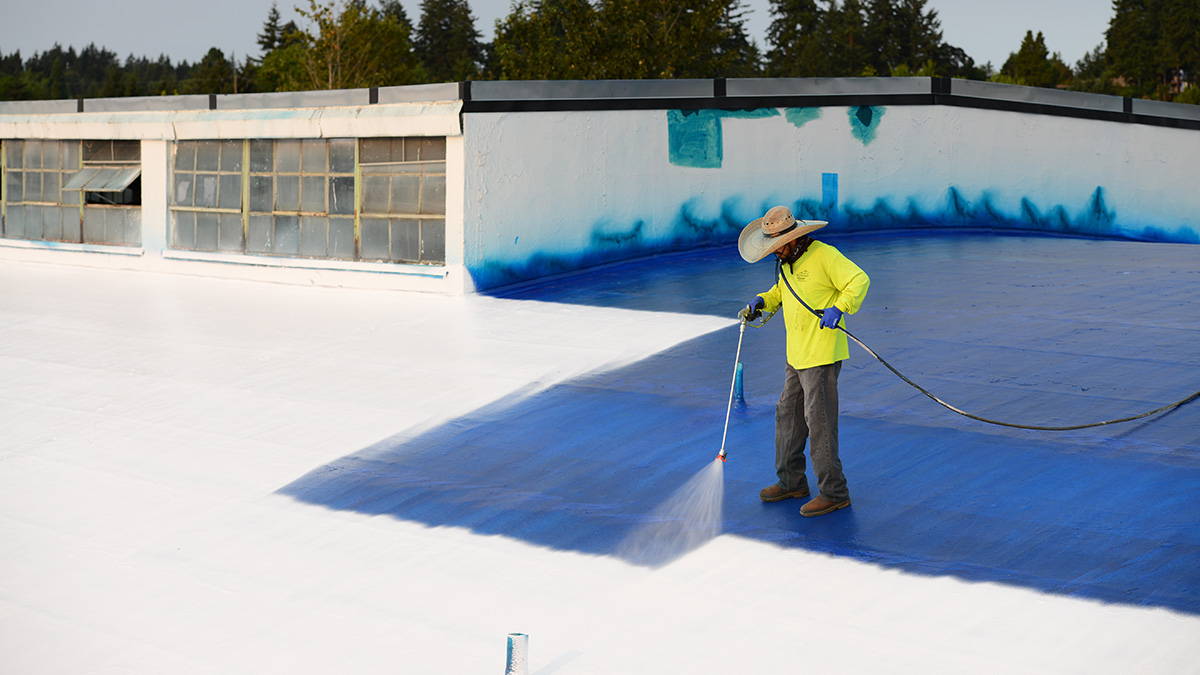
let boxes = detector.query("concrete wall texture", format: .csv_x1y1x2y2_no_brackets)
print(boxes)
461,104,1200,290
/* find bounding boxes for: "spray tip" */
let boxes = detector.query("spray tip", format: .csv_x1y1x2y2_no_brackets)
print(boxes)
717,449,727,462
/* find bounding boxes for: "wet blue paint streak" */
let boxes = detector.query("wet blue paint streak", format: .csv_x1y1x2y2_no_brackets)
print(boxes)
286,233,1200,612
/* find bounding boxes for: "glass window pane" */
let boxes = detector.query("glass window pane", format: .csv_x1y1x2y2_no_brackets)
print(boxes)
247,214,272,253
301,139,326,173
61,206,82,243
173,173,193,206
360,217,389,260
63,141,79,169
249,176,272,212
83,207,105,243
218,173,241,210
359,139,390,164
390,175,420,214
390,218,420,261
173,210,195,249
361,175,389,213
329,139,354,173
82,140,108,163
421,218,445,263
301,176,325,213
6,170,23,202
299,215,328,257
329,176,354,215
4,205,23,238
273,215,299,254
113,140,140,162
250,140,273,172
42,204,63,241
195,141,220,171
195,174,219,208
275,140,300,172
329,217,355,259
416,137,446,161
218,212,243,252
420,175,445,215
195,212,219,251
43,142,62,170
219,140,241,172
5,141,21,168
23,141,42,169
24,173,41,201
44,172,61,203
175,142,196,171
274,175,299,211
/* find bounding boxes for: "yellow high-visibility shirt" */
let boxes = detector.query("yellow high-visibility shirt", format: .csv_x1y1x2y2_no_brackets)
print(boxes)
757,240,870,370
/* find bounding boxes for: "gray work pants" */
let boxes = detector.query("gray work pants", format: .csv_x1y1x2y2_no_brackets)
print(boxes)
775,361,849,501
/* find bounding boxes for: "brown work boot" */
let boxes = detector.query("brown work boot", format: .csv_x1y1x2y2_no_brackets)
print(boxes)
800,495,851,517
759,483,810,502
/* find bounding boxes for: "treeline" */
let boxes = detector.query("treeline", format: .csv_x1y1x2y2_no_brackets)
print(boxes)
1,0,1196,103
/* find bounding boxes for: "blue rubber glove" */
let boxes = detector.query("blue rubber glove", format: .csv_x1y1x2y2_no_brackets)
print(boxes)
818,305,843,329
738,297,765,322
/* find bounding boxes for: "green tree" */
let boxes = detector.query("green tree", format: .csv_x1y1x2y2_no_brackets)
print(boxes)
414,0,486,80
596,0,760,78
765,0,828,76
490,0,605,79
999,30,1070,88
259,3,285,54
289,0,424,89
182,47,236,94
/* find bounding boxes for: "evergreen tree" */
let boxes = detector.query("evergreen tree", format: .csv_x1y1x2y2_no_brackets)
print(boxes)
1000,30,1070,88
596,0,760,78
259,3,285,54
414,0,486,81
765,0,829,76
183,48,236,94
490,0,602,79
379,0,414,31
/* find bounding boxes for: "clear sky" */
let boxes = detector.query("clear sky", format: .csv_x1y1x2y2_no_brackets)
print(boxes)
1,0,1112,72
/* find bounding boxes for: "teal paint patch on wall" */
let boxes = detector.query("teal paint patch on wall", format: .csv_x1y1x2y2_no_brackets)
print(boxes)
667,110,723,168
785,107,822,128
849,106,886,145
667,108,781,168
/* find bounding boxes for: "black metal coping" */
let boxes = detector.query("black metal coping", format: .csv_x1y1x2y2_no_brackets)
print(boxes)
0,78,1197,131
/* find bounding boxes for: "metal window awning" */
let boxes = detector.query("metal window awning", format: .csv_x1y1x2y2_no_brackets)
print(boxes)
63,167,141,192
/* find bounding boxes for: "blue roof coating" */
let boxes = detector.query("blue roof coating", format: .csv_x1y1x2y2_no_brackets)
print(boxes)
281,231,1200,613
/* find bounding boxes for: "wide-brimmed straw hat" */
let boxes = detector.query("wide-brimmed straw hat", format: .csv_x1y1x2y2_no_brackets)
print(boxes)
738,206,828,263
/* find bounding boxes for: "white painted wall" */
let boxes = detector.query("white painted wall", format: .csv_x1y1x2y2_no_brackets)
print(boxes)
461,105,1200,289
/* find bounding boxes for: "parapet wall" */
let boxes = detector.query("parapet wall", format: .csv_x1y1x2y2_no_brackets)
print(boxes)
460,78,1200,290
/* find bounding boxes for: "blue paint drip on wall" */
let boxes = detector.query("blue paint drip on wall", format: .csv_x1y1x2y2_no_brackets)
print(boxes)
848,106,886,145
286,233,1200,612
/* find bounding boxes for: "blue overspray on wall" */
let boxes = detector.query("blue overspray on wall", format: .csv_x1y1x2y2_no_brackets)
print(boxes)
468,185,1196,290
667,108,781,168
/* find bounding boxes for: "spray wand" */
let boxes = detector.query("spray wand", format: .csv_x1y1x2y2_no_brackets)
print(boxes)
716,319,748,462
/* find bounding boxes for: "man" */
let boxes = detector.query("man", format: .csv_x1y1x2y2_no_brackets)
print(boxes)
737,205,870,517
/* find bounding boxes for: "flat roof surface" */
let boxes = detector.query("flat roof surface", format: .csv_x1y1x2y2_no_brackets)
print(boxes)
2,231,1197,673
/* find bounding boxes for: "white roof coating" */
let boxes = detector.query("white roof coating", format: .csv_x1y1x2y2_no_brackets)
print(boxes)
1,259,1196,674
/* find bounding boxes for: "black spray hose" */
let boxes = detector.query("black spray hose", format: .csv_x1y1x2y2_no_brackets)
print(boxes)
773,260,1200,431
